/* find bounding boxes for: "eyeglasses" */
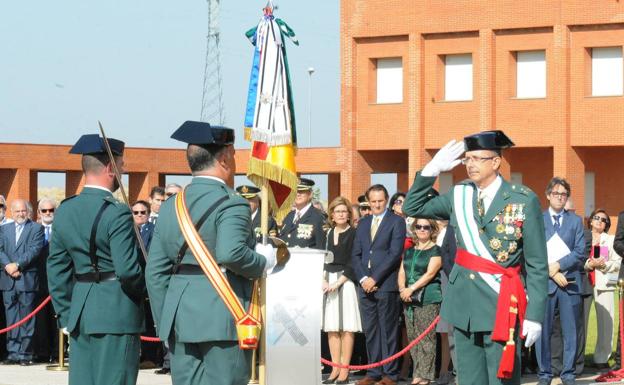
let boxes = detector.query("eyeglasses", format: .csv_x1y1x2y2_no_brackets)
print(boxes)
550,192,569,199
593,215,608,224
333,210,349,214
133,210,147,215
40,208,55,214
461,156,496,165
414,224,431,231
394,200,404,206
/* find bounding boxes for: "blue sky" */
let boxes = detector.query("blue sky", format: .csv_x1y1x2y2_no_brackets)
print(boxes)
3,1,398,199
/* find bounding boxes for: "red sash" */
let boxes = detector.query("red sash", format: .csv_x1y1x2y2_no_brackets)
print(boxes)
455,248,527,378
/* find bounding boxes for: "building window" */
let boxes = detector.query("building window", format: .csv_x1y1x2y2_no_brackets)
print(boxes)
444,54,473,101
516,50,546,98
376,57,403,104
591,47,623,96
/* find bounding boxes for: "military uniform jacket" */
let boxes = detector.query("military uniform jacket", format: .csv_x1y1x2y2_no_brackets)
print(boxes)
279,205,327,249
146,177,267,343
251,210,278,245
47,187,145,334
403,172,548,332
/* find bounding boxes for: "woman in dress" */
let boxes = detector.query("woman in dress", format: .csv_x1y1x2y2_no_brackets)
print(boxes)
322,196,362,384
584,209,621,368
398,218,442,385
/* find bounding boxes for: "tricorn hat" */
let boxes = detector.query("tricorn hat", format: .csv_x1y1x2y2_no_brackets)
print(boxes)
463,130,514,152
69,134,125,156
171,121,235,146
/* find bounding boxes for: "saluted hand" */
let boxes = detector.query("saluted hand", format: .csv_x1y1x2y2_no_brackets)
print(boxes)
422,140,465,177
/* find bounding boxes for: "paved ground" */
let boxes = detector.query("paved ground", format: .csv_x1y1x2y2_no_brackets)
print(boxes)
0,364,615,385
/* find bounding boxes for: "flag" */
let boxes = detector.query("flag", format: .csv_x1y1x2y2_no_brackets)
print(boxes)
244,4,299,222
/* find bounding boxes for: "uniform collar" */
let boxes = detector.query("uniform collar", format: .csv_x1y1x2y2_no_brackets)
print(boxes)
476,175,502,200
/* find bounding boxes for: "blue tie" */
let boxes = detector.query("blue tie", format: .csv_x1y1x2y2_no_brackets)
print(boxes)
15,224,23,245
553,215,561,233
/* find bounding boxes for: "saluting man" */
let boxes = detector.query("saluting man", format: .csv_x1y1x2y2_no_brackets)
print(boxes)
236,185,278,244
47,134,145,385
146,121,276,385
403,130,548,385
279,178,327,248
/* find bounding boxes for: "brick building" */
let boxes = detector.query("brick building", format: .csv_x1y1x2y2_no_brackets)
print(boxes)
340,0,624,222
1,1,624,224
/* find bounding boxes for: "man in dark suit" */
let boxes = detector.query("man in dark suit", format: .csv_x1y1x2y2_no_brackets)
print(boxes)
236,185,278,244
352,184,406,385
0,199,44,365
535,177,585,385
279,178,327,249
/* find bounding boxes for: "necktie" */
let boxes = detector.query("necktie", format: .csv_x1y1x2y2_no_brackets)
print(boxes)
44,226,51,245
477,191,485,217
293,211,301,225
553,214,561,233
370,216,381,240
15,224,23,245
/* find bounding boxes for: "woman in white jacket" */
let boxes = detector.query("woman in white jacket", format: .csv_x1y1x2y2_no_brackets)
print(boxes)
584,209,621,367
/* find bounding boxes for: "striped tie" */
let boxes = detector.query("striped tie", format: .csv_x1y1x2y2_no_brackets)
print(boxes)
370,217,380,240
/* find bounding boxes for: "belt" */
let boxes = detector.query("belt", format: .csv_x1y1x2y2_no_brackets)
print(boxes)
74,271,117,283
174,264,204,275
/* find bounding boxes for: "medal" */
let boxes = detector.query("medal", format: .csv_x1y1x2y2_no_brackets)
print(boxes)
508,241,518,253
489,238,502,250
496,250,509,263
505,226,515,235
515,227,522,239
496,223,506,234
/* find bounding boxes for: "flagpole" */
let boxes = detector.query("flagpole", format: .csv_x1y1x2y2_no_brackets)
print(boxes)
258,181,269,385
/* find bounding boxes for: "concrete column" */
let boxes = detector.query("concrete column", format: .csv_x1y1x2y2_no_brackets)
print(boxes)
397,172,410,193
479,29,495,131
9,168,37,209
65,171,85,197
0,169,16,198
129,172,149,203
408,33,426,180
327,173,341,202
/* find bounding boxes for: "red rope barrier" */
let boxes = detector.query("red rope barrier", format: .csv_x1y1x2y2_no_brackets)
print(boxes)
0,295,51,335
321,315,440,370
140,336,161,342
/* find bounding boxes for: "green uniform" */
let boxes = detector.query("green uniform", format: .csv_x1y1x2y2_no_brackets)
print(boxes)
403,173,548,385
146,177,267,385
47,187,145,385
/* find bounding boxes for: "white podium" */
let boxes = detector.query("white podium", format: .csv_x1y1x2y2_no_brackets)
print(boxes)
265,248,331,385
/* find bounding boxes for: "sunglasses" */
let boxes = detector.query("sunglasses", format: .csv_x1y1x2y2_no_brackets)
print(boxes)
593,215,608,224
133,210,147,215
40,208,55,214
394,200,404,205
414,224,431,231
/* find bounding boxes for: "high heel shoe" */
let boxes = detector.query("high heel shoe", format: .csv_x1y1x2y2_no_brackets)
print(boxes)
322,376,338,384
335,377,350,384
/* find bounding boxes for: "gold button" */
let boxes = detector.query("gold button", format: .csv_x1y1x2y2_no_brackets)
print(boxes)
479,229,485,234
469,273,475,280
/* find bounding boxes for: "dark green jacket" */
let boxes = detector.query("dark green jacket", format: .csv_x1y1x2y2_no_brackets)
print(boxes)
146,177,267,343
47,187,145,334
403,173,548,332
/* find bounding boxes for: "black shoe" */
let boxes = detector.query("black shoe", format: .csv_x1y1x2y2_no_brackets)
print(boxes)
154,368,170,375
322,377,338,384
335,377,350,384
19,360,33,366
1,359,18,365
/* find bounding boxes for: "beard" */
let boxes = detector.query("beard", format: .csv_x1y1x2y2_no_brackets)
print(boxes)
14,217,27,225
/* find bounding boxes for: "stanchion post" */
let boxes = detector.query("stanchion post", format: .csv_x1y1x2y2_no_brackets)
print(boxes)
618,278,624,371
46,329,69,371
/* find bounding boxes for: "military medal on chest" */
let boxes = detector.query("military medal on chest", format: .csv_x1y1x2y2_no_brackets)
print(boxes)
496,250,509,263
489,237,502,251
296,224,313,239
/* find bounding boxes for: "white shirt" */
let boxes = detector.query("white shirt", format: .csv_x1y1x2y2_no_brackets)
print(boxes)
251,209,258,221
195,175,226,185
476,175,502,213
84,184,112,193
293,202,312,223
548,207,565,226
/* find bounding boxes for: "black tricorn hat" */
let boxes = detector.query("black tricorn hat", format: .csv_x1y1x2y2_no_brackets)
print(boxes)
357,195,370,208
171,121,235,146
69,134,125,156
236,185,260,199
297,178,315,191
464,130,514,152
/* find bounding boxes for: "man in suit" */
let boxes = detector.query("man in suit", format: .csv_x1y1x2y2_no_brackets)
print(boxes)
131,200,154,253
535,177,585,385
0,199,44,365
146,121,276,385
236,185,278,244
279,178,327,249
352,184,406,385
403,130,547,385
148,186,165,225
47,134,145,385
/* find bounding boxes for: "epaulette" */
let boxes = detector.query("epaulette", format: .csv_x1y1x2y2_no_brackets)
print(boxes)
511,184,533,196
59,195,77,205
104,195,125,207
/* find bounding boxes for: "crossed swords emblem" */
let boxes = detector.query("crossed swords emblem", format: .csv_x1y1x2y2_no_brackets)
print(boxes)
271,303,308,346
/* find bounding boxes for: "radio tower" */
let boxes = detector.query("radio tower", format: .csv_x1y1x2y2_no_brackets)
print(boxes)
200,0,225,124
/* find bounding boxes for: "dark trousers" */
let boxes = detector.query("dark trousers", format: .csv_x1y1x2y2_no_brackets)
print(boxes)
33,290,58,360
2,290,36,361
358,289,401,380
551,295,589,376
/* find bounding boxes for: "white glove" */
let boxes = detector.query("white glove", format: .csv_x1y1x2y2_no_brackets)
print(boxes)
421,140,465,177
61,327,69,336
522,319,542,347
256,243,277,274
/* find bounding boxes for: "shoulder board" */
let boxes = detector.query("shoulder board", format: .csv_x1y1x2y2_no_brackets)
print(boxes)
60,195,77,205
103,195,126,207
510,184,533,196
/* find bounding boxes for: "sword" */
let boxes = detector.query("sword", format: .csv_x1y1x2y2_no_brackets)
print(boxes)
98,121,148,261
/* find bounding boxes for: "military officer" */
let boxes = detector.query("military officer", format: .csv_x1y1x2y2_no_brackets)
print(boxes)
235,185,278,244
47,134,145,385
403,130,548,385
146,121,276,385
357,195,372,218
279,178,327,248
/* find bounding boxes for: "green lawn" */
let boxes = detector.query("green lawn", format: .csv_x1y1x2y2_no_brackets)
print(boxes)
584,293,620,365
